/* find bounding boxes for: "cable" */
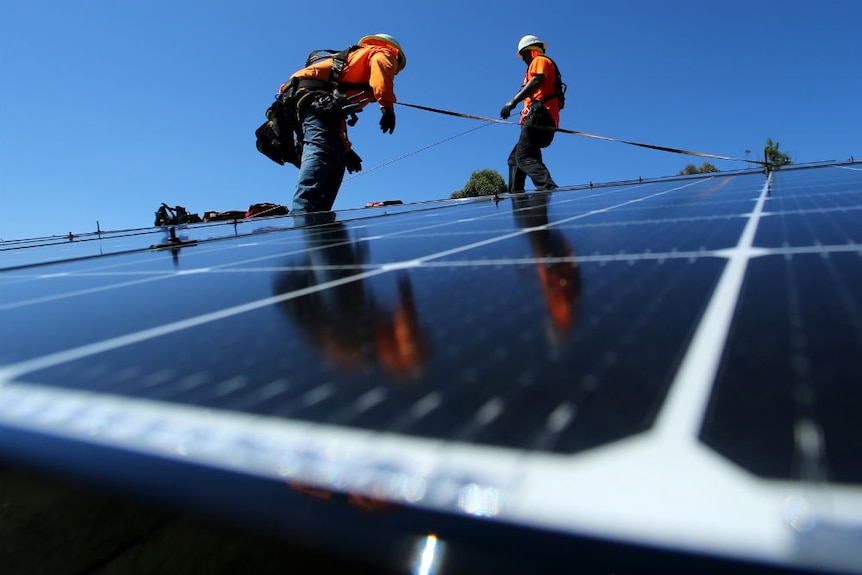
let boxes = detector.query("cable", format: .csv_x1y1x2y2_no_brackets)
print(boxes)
344,122,493,181
397,102,765,167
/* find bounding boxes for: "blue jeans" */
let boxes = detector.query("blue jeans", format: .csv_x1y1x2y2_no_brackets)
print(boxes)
291,99,346,213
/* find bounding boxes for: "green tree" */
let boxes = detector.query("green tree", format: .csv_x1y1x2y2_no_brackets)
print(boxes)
450,169,505,198
678,162,720,175
764,137,792,167
679,163,698,175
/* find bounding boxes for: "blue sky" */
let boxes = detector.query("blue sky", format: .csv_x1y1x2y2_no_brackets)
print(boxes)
1,0,860,240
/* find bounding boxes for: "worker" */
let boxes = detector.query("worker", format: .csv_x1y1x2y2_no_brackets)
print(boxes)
512,193,580,339
500,35,564,194
273,215,431,378
282,34,406,214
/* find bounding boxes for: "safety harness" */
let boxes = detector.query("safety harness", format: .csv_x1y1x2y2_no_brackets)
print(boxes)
255,46,373,166
533,55,567,110
298,46,372,94
519,55,567,149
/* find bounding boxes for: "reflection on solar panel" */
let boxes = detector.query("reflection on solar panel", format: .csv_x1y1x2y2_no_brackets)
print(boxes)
1,162,861,574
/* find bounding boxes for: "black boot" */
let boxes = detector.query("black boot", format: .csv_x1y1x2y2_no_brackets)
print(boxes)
508,165,527,194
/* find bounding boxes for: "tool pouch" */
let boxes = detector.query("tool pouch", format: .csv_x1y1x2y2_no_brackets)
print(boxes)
308,90,351,123
524,104,556,148
255,93,301,167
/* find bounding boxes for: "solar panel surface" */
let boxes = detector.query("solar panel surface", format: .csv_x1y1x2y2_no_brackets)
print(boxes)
1,162,861,574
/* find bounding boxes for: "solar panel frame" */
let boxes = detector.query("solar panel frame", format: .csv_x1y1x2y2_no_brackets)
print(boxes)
1,162,861,574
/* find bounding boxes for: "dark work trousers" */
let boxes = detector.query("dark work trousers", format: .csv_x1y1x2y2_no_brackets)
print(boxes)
291,97,347,213
507,121,558,193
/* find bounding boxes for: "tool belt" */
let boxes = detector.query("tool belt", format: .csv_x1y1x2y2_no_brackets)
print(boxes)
294,82,371,126
296,79,334,91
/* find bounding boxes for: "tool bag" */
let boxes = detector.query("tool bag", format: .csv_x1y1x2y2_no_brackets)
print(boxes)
154,203,202,226
255,92,301,167
245,202,289,218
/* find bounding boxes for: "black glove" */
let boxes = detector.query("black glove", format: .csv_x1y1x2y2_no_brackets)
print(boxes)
500,100,516,119
380,107,396,134
345,149,362,173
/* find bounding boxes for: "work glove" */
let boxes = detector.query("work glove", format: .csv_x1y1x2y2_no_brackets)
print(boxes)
345,149,363,173
380,107,396,134
500,100,516,119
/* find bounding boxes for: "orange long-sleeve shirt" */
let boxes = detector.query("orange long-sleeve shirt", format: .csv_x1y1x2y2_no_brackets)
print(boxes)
287,45,399,109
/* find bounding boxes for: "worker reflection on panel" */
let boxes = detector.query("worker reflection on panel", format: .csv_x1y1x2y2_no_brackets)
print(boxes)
273,214,430,378
512,192,581,339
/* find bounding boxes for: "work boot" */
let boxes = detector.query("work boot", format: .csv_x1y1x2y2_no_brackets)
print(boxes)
508,165,527,194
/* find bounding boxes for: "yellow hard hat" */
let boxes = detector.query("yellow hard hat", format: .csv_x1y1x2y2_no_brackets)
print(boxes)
359,33,407,71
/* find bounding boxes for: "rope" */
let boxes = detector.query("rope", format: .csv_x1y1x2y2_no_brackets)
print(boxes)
345,122,493,181
397,102,765,167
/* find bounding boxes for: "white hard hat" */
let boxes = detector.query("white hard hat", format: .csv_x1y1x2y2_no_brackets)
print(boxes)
517,34,547,57
359,33,407,70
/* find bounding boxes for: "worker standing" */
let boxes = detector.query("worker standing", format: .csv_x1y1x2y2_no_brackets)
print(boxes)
500,35,564,194
282,34,405,214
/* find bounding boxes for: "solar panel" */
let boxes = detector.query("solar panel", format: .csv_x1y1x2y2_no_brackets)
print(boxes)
1,162,861,574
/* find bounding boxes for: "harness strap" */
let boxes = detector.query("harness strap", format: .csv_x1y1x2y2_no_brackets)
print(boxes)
296,79,371,93
299,46,373,95
282,46,376,131
537,91,562,105
296,79,332,91
329,48,350,84
534,56,566,108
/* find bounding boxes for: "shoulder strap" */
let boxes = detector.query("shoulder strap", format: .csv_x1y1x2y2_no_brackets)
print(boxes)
303,46,369,92
305,49,340,66
328,46,354,83
304,46,357,82
536,56,566,108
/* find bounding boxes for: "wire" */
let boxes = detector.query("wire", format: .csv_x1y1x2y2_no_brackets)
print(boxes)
396,101,765,167
344,122,494,181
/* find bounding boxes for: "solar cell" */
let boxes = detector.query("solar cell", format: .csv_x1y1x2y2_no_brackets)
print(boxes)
1,162,861,574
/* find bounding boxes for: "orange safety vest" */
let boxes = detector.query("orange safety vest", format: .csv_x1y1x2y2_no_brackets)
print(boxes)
521,55,561,126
